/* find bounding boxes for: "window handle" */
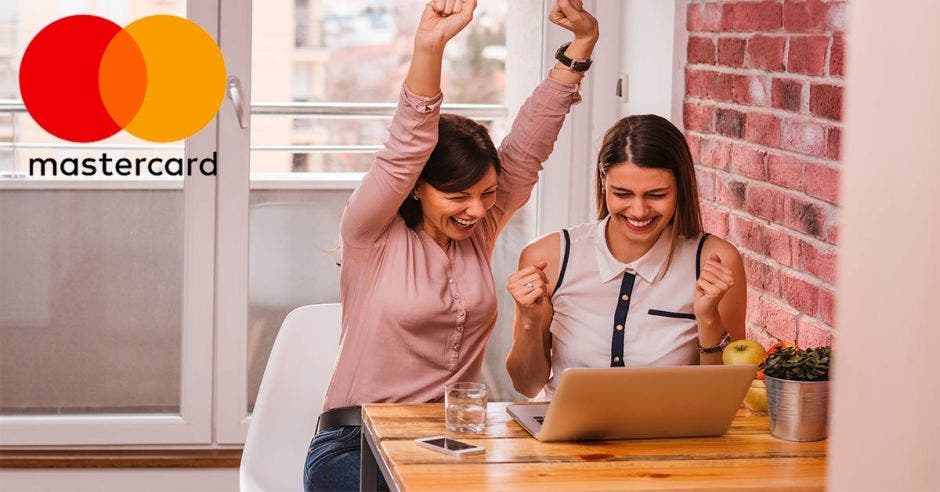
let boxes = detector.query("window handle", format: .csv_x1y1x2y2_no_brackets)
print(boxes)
226,76,249,129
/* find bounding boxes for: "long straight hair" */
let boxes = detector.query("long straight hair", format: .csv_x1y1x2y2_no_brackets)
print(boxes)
595,115,703,272
398,113,501,228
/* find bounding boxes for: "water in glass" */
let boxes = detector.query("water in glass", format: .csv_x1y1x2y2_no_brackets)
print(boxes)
444,382,487,433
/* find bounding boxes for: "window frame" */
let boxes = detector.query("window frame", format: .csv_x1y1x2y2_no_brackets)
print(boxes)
0,0,219,446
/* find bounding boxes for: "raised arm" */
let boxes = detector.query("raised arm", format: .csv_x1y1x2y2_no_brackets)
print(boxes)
547,0,599,86
340,1,477,247
479,1,598,247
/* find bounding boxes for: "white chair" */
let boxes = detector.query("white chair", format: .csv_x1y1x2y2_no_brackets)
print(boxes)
240,303,342,492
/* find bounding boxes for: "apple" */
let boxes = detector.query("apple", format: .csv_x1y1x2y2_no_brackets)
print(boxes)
743,379,769,414
722,339,767,366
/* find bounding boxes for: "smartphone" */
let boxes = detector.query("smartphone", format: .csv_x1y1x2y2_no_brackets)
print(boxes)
414,436,485,456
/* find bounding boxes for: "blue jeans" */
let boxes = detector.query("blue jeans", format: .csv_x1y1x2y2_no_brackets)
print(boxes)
303,425,389,492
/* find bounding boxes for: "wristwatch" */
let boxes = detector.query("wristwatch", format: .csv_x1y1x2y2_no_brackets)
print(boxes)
697,332,732,354
554,42,593,72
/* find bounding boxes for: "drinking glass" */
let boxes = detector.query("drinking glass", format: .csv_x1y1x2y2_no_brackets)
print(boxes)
444,382,487,433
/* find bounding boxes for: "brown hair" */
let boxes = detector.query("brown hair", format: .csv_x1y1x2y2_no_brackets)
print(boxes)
595,115,703,271
398,113,501,228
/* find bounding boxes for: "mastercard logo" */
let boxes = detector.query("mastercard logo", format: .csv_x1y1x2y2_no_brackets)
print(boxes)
19,15,226,143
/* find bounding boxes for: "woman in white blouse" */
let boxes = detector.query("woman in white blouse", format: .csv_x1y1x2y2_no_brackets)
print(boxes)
505,114,747,398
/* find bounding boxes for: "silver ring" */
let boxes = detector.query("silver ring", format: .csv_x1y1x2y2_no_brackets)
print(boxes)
525,282,534,292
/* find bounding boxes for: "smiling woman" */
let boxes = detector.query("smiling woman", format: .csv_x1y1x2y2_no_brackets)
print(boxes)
506,114,748,399
399,112,501,243
303,1,596,489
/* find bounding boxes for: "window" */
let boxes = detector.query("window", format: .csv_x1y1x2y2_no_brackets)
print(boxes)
0,0,606,447
0,0,214,445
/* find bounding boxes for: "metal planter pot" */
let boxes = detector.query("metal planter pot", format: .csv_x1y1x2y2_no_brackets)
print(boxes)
765,376,829,441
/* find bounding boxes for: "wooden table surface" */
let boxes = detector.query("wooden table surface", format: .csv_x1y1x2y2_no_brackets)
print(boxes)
360,402,827,491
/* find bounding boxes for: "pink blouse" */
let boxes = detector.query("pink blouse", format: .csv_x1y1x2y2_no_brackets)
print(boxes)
322,77,581,411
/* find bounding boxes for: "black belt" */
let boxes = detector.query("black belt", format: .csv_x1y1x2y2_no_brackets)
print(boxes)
316,406,362,433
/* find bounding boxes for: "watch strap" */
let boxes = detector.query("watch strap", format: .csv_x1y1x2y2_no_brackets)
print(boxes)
697,332,732,354
554,42,593,72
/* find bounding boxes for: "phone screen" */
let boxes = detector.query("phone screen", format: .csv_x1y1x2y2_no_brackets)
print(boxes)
422,437,477,451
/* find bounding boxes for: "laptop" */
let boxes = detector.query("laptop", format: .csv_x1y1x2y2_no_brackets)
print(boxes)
507,365,756,442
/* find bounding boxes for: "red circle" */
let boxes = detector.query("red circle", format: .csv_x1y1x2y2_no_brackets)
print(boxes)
19,15,124,143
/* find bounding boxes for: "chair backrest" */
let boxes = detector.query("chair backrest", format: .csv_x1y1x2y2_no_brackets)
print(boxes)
240,303,342,492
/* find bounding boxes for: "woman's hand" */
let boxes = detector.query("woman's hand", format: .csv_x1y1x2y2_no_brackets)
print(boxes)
508,261,550,322
547,0,598,84
694,253,736,323
549,0,599,43
415,0,478,52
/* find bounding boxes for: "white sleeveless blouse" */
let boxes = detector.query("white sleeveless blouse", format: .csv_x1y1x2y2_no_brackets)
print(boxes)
544,216,707,397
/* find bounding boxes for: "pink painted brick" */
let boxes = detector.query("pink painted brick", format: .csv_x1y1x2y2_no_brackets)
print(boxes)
687,134,702,164
687,2,703,31
798,318,832,348
689,36,717,65
781,118,827,157
830,33,845,77
745,184,786,222
700,138,731,170
772,78,802,112
748,326,781,349
783,194,827,239
767,153,803,190
701,202,730,237
827,223,840,245
744,112,781,148
788,36,829,76
782,273,819,314
718,37,746,67
757,296,799,341
819,287,836,326
730,145,767,179
827,2,847,32
684,102,714,133
716,108,746,138
730,214,763,254
747,289,763,323
746,35,787,71
722,1,783,32
709,72,735,102
810,84,843,121
783,0,829,33
827,127,842,160
717,176,748,210
799,240,838,285
733,74,771,106
686,69,704,98
804,162,840,204
702,2,724,31
745,256,781,296
762,226,794,267
695,167,717,201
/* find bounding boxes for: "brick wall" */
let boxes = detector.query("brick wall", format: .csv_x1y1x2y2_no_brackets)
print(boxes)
684,0,844,348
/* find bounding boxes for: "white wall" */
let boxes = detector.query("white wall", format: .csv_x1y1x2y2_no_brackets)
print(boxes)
619,0,683,122
827,0,940,489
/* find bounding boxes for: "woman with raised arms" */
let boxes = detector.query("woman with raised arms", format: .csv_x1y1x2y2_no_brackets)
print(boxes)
304,1,598,490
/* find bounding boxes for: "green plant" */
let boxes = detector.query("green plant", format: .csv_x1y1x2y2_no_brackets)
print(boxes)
761,346,831,382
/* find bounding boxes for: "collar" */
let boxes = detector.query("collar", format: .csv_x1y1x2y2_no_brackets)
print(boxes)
593,215,673,284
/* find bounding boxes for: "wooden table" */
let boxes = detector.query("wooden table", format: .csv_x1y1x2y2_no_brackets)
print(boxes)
360,402,826,491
